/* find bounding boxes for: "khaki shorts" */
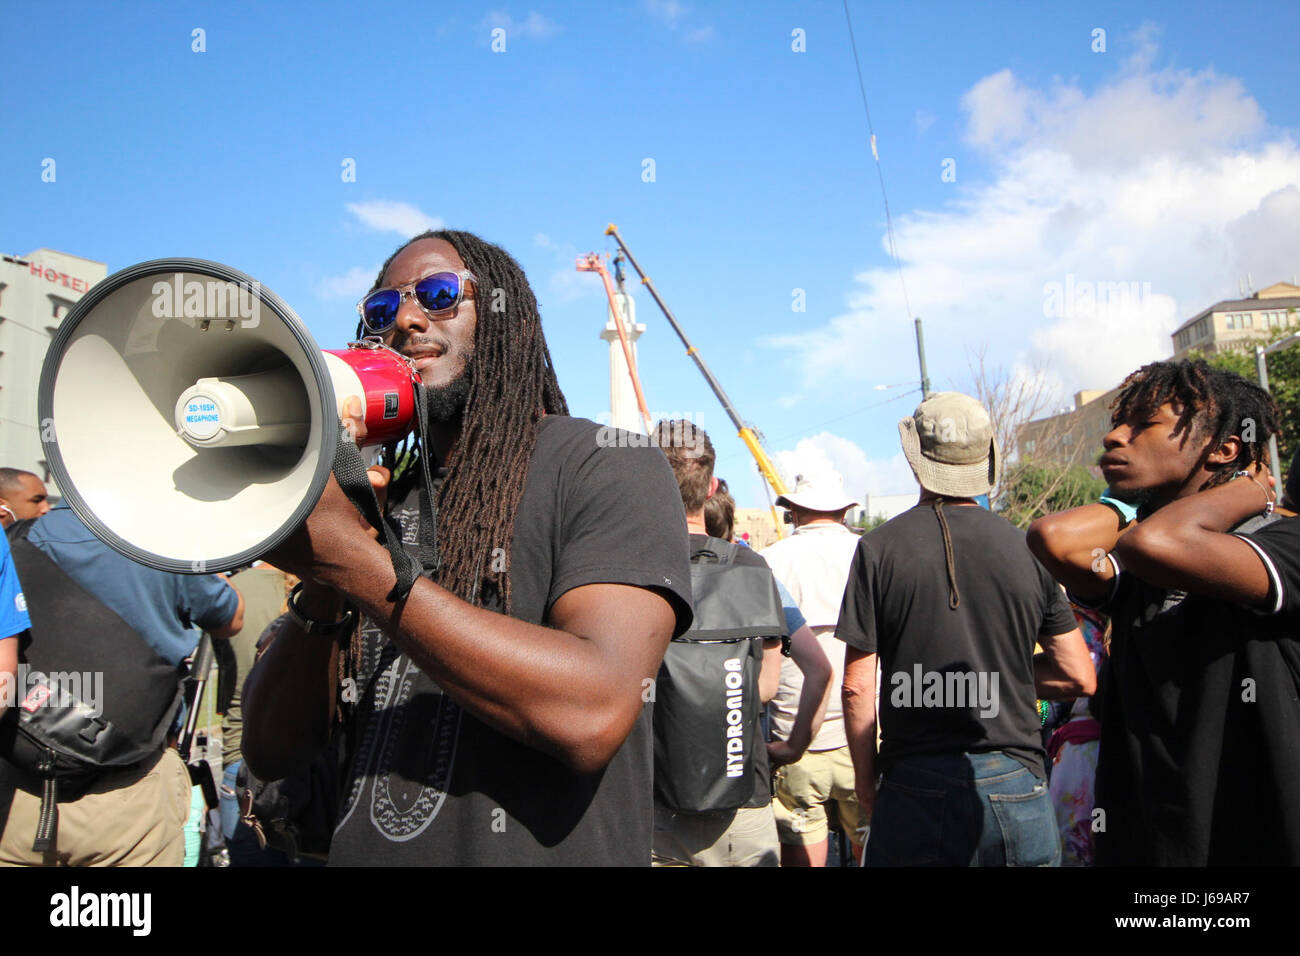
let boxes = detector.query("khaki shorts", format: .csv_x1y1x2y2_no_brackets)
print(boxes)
772,745,867,846
652,803,779,867
0,747,191,867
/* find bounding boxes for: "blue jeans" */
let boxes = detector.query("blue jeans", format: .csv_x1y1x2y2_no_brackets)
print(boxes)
864,751,1061,867
220,760,242,842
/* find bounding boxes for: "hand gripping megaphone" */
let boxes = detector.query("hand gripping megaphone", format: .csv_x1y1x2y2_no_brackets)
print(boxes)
38,259,421,573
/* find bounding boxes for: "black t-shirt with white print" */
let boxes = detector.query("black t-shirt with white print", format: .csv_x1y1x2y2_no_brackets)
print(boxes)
1091,513,1300,866
327,416,693,867
836,504,1077,779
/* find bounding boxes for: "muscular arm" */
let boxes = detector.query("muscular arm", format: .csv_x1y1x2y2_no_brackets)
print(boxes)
759,638,782,704
772,625,832,760
206,580,245,640
1027,503,1130,601
1113,474,1274,607
241,601,340,779
842,648,878,820
246,476,677,778
1033,626,1096,699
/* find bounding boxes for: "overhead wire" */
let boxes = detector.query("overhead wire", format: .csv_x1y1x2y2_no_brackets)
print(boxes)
712,386,921,470
617,6,925,494
842,0,914,326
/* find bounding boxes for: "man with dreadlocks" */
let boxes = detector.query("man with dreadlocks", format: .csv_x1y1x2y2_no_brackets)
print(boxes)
1029,358,1300,865
836,392,1094,866
242,231,693,866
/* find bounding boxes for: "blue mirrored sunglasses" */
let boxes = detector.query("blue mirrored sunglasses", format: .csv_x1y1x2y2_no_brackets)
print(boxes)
357,270,477,333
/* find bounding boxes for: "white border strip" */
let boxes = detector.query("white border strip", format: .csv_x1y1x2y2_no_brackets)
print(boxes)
1233,534,1283,615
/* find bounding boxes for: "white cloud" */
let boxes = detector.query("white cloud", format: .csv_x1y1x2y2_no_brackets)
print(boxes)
479,10,559,39
773,31,1300,398
645,0,683,27
346,201,444,237
915,110,936,135
533,232,605,306
317,265,379,301
960,65,1264,169
774,432,917,501
645,0,711,41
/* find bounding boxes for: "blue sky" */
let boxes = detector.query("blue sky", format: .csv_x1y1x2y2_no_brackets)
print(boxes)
4,0,1299,507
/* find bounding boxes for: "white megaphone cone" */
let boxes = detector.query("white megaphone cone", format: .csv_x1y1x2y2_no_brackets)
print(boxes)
38,258,421,573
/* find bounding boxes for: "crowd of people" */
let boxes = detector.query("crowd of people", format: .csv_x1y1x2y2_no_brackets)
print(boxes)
1,227,1296,867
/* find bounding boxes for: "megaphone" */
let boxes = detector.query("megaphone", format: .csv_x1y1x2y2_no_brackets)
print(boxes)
38,258,421,573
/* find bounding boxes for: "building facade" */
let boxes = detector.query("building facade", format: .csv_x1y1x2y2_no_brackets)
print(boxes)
1018,280,1300,471
0,249,108,490
1171,282,1300,359
860,492,918,524
1017,388,1121,472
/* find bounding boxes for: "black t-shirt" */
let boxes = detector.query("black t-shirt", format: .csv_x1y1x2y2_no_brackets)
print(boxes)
327,416,693,866
1090,514,1300,866
686,533,779,810
836,504,1076,778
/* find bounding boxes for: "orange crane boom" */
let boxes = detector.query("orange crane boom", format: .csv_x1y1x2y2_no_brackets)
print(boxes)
603,224,789,536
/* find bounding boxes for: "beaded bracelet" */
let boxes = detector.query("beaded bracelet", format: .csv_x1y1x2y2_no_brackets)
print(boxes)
1232,470,1275,516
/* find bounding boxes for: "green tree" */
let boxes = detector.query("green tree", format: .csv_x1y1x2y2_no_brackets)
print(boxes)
995,462,1107,529
853,512,890,531
1189,320,1300,467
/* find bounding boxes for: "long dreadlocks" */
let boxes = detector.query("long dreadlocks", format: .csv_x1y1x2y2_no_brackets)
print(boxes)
1111,358,1279,490
356,229,568,610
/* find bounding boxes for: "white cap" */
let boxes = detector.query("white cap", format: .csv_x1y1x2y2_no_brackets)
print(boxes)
775,472,860,513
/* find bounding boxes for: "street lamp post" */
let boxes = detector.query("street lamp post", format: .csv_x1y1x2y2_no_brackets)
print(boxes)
1254,335,1300,492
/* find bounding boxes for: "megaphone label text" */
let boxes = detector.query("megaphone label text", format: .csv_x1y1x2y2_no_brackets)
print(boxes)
150,274,261,328
183,400,222,438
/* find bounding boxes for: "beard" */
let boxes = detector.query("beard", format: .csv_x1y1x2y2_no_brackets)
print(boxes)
421,353,474,423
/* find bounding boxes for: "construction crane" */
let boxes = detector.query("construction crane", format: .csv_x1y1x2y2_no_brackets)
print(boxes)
604,223,789,533
575,252,655,435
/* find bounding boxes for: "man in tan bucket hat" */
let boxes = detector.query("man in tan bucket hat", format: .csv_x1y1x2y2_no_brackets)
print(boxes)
835,391,1095,866
897,391,999,499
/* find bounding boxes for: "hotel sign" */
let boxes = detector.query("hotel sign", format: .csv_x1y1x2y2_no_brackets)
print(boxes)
28,260,94,294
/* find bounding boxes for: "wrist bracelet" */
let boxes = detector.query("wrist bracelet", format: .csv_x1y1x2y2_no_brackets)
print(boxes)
1232,470,1275,515
286,582,357,636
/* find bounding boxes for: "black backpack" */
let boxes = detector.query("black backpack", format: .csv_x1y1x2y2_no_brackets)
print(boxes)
0,519,182,852
652,537,786,813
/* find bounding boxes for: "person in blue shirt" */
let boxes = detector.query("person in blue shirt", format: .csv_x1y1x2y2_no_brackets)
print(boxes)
0,531,32,720
26,503,243,667
0,499,244,866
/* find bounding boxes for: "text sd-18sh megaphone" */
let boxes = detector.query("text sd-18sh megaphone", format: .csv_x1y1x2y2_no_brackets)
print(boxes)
38,258,420,573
